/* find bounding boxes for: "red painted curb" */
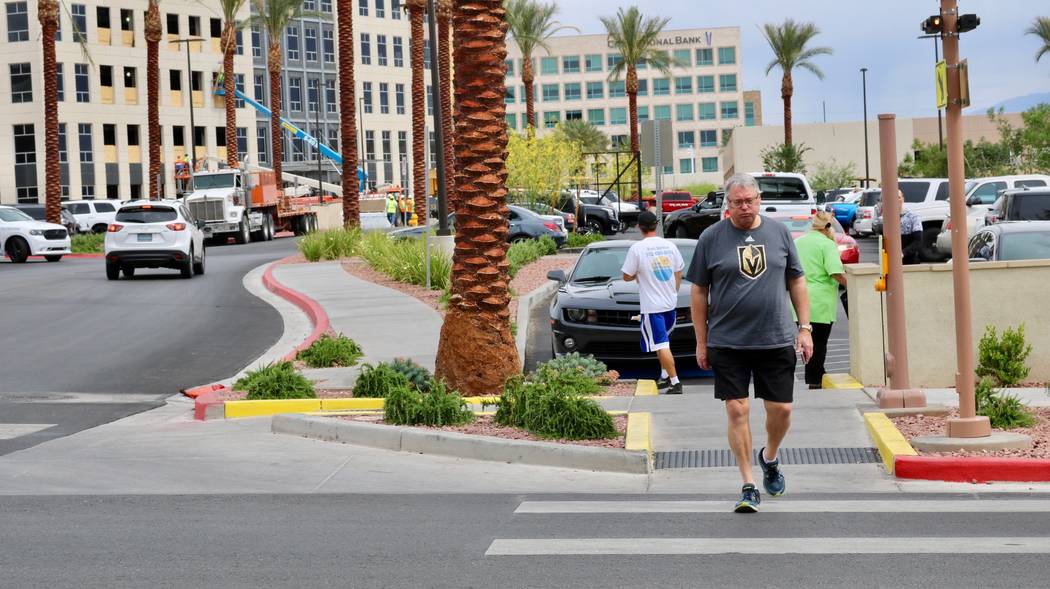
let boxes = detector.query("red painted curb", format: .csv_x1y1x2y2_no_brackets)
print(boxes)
896,455,1050,483
193,389,226,421
183,383,227,399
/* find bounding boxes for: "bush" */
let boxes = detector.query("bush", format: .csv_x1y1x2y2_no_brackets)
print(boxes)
353,363,411,398
384,358,433,392
566,232,605,249
507,237,557,278
533,363,603,396
361,231,451,290
977,324,1032,386
494,372,617,440
975,377,1038,429
234,361,316,400
383,379,474,426
540,353,612,384
297,333,363,368
71,233,106,253
299,228,362,262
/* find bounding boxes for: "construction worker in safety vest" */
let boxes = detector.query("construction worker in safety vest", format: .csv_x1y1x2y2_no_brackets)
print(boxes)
406,195,416,226
386,193,398,227
398,194,409,227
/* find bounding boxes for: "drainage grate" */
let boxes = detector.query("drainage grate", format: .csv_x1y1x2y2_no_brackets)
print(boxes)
653,447,882,469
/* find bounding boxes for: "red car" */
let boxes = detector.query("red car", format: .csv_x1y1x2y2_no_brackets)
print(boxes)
642,191,696,214
779,215,860,265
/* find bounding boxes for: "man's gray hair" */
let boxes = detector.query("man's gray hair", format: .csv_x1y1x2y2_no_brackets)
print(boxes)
724,173,760,197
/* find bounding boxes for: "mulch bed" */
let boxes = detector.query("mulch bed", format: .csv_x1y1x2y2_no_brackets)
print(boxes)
340,413,628,449
891,408,1050,459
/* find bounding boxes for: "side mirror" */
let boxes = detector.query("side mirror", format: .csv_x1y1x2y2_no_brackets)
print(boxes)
815,194,827,205
547,269,567,284
966,195,981,206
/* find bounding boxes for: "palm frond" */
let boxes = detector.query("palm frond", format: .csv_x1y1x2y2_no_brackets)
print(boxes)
505,0,578,59
1027,16,1050,63
761,19,832,77
601,6,672,76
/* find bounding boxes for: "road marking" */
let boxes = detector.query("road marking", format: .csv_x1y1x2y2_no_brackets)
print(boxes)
485,537,1050,556
0,424,56,440
514,500,1050,514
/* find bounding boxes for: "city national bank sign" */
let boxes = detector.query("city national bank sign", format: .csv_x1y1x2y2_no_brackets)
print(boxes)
607,31,714,48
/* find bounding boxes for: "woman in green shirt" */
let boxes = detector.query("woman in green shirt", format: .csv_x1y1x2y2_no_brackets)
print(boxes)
794,212,847,389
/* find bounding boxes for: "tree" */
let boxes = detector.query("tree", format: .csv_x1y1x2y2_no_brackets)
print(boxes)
218,0,249,168
554,120,608,154
1028,16,1050,64
760,142,811,174
337,0,359,226
507,131,582,206
404,0,427,218
601,6,674,157
504,0,576,134
435,0,520,396
146,1,162,199
810,158,858,192
761,20,832,146
38,0,61,222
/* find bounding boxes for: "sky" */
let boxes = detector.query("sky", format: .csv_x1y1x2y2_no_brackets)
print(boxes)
549,0,1049,125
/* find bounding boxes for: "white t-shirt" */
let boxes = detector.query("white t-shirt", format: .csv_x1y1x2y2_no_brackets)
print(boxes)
621,237,685,315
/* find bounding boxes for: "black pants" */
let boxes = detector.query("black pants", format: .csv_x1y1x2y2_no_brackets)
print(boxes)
805,323,834,386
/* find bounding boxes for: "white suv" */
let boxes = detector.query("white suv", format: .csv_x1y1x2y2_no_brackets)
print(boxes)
936,174,1050,255
0,205,72,263
104,200,206,280
66,200,118,234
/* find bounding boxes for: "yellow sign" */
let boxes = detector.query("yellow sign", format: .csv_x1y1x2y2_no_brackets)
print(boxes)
935,60,948,109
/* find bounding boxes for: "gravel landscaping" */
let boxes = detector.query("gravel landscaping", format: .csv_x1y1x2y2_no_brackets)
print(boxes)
891,408,1050,459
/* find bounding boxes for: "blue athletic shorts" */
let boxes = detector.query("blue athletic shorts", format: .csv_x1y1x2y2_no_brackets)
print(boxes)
640,310,676,353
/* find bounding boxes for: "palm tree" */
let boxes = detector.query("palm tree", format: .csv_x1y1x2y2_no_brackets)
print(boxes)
601,6,673,156
251,0,309,192
337,0,359,226
404,0,427,219
556,119,608,154
435,0,520,395
38,0,61,222
1028,16,1050,64
437,0,456,211
761,19,832,146
218,0,249,168
505,0,576,134
145,0,162,199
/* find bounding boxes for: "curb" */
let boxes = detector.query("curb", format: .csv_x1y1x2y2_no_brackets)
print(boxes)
516,280,560,367
272,413,651,474
822,373,864,389
625,412,653,462
863,412,918,474
223,396,499,419
635,380,658,396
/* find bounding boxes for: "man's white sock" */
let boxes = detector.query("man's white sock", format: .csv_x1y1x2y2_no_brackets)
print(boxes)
660,369,668,379
670,376,680,385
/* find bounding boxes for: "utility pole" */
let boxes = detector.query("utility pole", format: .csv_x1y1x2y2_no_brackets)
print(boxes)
861,68,870,188
171,38,204,186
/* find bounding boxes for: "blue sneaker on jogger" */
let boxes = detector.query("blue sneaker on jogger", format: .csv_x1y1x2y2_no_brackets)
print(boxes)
758,447,786,496
734,484,761,513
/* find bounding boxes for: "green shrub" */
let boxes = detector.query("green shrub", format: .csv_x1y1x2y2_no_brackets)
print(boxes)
507,237,557,278
361,231,451,290
975,377,1037,429
383,358,433,392
383,384,420,424
383,379,474,426
977,324,1033,386
540,353,609,382
299,228,362,262
296,333,363,368
537,235,558,256
533,364,603,396
353,363,411,398
566,232,605,249
71,233,106,253
234,361,316,400
494,372,616,440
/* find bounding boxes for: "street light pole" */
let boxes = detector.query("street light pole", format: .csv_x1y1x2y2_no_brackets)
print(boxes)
172,38,204,187
315,79,324,201
427,0,450,235
359,95,366,191
861,67,870,188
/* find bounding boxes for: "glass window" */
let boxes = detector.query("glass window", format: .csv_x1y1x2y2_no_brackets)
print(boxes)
56,63,64,101
607,54,623,70
72,4,87,42
745,102,755,126
379,82,389,114
968,181,1007,205
543,111,560,129
564,82,581,101
376,34,387,66
359,0,368,17
78,123,93,163
505,85,515,104
540,56,558,75
720,101,739,119
362,81,372,113
718,46,736,65
700,129,717,147
392,36,403,67
305,27,318,62
254,74,265,102
256,125,268,163
542,83,559,102
252,26,262,58
719,73,737,93
654,105,671,121
652,78,670,96
698,102,716,120
637,79,648,96
286,26,299,61
10,63,31,103
390,0,399,19
565,109,582,121
165,12,178,35
610,107,627,126
608,80,625,98
584,54,602,72
675,76,692,95
328,79,338,113
505,113,517,130
360,33,371,65
676,103,693,122
188,15,199,37
505,59,514,77
562,55,580,73
288,77,301,111
586,81,603,100
6,2,29,42
74,63,89,102
695,47,713,66
697,75,714,93
673,49,691,67
637,106,649,121
587,108,605,126
308,78,320,111
677,131,694,149
679,158,695,174
375,0,385,18
702,157,719,173
13,123,35,167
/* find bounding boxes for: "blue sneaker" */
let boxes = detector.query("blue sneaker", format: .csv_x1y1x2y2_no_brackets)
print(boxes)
734,484,761,513
758,447,786,497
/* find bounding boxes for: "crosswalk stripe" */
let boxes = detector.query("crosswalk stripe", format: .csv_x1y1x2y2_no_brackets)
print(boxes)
485,537,1050,556
0,424,56,440
514,500,1050,514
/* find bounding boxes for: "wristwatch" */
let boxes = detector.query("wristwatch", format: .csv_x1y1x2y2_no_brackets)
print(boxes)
799,324,813,332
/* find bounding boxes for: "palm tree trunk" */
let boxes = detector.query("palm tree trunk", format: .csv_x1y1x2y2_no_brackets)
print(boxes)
437,0,455,212
145,1,161,199
407,1,427,221
38,0,60,223
338,0,359,227
782,71,793,146
522,57,535,135
435,0,520,395
268,43,284,196
627,66,639,155
223,23,238,168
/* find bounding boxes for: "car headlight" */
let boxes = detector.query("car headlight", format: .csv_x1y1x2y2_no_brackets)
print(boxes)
228,211,238,219
29,229,45,236
565,308,587,323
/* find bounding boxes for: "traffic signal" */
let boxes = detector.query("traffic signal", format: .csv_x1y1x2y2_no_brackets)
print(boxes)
921,14,942,34
957,14,981,33
921,12,980,34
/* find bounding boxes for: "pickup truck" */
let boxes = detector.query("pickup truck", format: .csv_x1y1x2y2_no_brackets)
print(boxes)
720,173,818,218
642,191,696,215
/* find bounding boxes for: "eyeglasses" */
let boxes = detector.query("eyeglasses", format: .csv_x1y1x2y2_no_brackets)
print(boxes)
728,198,758,209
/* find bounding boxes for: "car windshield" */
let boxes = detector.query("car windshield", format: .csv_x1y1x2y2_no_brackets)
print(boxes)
755,177,808,201
859,191,882,207
115,206,178,223
778,216,845,235
999,231,1050,261
17,207,46,220
0,208,35,222
1007,194,1050,221
898,181,931,203
192,174,237,190
571,244,695,283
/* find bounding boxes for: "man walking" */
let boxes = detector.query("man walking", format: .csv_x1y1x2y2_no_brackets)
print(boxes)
687,173,813,513
622,210,686,395
386,193,398,227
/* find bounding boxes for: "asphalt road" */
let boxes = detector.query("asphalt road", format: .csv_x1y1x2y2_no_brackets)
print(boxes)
2,493,1047,588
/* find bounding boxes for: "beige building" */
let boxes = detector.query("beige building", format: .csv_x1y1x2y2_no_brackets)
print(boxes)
504,27,756,186
721,112,1025,184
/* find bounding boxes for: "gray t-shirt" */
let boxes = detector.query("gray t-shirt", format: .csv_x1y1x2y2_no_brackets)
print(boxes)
685,216,805,349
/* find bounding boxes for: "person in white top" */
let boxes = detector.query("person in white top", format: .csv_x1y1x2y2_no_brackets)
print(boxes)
621,211,686,394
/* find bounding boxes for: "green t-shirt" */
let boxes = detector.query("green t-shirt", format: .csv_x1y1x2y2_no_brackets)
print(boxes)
794,231,845,324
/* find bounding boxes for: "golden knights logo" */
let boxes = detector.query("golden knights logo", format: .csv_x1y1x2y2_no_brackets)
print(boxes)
737,244,767,280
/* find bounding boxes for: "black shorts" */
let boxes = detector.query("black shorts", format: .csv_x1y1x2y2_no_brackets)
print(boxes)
708,346,796,404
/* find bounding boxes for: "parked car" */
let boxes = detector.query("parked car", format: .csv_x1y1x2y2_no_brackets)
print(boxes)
852,189,883,237
558,191,622,236
11,203,80,237
642,190,695,215
777,215,860,265
872,178,953,262
0,205,72,263
547,239,698,363
514,200,575,232
827,190,862,231
937,176,1050,255
580,192,641,228
65,200,119,234
103,200,206,280
968,221,1050,262
720,173,818,219
663,191,725,239
388,204,567,247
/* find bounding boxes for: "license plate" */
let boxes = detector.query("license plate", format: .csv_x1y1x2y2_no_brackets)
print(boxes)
137,233,152,242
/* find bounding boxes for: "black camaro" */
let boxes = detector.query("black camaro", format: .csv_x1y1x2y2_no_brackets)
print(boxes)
547,239,698,363
663,191,725,239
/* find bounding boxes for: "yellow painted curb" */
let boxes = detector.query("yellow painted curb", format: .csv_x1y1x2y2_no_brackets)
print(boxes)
626,412,653,460
225,399,322,418
462,396,501,405
635,380,658,396
863,412,918,474
822,373,864,389
321,398,385,411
